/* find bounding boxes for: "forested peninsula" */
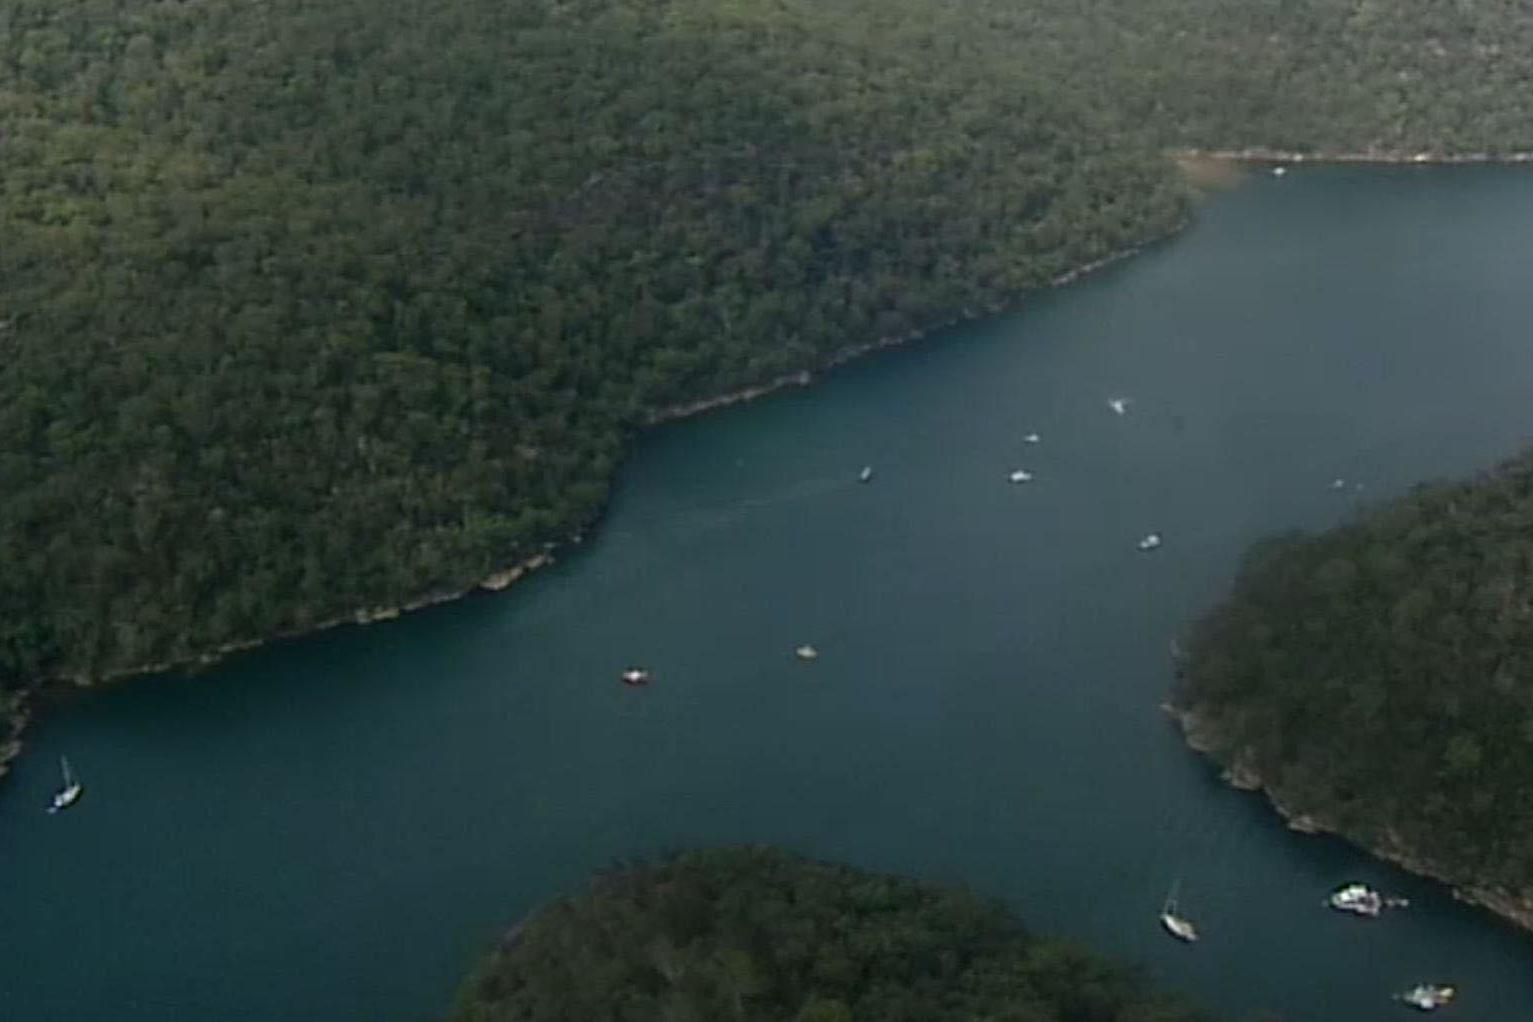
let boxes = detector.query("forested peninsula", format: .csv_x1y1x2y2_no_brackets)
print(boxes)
1171,451,1533,932
7,0,1533,739
450,847,1205,1022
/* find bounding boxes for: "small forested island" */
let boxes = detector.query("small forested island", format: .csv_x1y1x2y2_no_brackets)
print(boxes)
1171,451,1533,931
8,0,1533,741
450,847,1204,1021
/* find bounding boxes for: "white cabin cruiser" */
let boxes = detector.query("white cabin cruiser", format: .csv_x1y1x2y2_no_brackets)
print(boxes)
1328,883,1383,917
1397,984,1455,1011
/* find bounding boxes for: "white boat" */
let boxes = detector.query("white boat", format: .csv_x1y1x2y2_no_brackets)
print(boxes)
47,756,83,814
1159,880,1198,943
1272,165,1288,177
1330,477,1347,491
1107,397,1130,416
795,644,819,661
1138,532,1163,552
1023,432,1041,444
1328,882,1383,917
859,466,874,483
1397,984,1455,1011
620,667,652,687
1008,469,1034,484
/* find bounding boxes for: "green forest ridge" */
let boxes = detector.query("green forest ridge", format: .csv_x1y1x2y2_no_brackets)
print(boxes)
6,0,1533,726
1173,450,1533,932
451,846,1208,1022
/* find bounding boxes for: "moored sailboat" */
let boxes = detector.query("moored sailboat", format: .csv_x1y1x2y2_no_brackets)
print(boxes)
1159,880,1198,942
47,756,83,814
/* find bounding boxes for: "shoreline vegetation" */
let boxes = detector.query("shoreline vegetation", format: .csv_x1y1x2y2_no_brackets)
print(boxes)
12,1,1533,840
646,237,1164,426
3,0,1199,775
450,846,1205,1020
1165,703,1533,934
0,231,1168,784
1169,450,1533,938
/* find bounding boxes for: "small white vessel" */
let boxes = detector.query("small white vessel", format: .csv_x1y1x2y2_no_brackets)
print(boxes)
1330,477,1347,491
859,466,874,483
1023,432,1041,444
1397,984,1455,1011
1138,532,1163,552
1272,165,1288,177
1328,882,1383,917
1008,469,1034,484
620,667,652,687
795,644,819,661
1159,881,1198,943
47,756,83,815
1107,397,1130,416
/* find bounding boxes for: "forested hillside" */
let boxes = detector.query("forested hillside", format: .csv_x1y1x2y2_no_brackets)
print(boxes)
975,0,1533,154
1173,451,1533,924
451,847,1205,1021
6,0,1533,697
0,0,1185,690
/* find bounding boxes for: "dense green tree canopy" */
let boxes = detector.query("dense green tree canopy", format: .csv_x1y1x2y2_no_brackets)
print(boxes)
6,0,1533,694
1175,451,1533,908
0,0,1184,690
451,847,1204,1021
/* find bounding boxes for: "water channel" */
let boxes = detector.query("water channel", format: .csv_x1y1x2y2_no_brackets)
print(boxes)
5,166,1533,1020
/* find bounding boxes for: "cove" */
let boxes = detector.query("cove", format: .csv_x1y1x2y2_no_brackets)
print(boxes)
5,165,1533,1020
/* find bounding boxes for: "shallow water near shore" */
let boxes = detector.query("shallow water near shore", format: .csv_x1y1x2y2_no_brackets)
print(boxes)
6,165,1533,1020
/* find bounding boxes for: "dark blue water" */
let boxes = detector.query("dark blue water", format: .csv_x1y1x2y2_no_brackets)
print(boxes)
4,165,1533,1020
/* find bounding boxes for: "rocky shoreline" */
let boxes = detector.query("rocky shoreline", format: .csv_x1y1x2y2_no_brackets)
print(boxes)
0,697,29,782
1164,701,1533,935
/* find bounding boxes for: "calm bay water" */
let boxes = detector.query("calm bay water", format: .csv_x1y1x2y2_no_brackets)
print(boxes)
6,166,1533,1020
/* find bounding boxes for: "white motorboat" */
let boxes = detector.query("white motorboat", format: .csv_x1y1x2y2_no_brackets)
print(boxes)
1328,882,1383,917
859,466,874,483
1397,984,1455,1011
620,667,652,687
795,644,819,661
1107,397,1130,416
1009,469,1034,484
1138,532,1163,552
1023,432,1041,444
